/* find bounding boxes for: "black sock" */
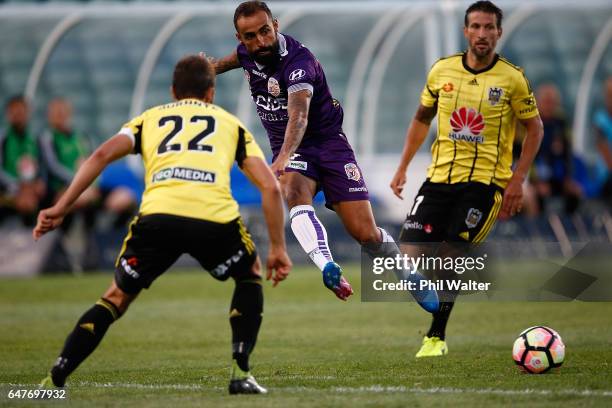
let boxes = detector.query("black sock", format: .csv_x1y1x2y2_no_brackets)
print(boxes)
229,280,263,373
50,298,120,386
427,300,455,340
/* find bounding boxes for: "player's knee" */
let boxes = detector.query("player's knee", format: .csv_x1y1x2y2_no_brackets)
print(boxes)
249,256,262,279
283,187,311,208
232,271,263,287
230,253,262,283
350,225,380,245
231,258,264,317
103,281,138,315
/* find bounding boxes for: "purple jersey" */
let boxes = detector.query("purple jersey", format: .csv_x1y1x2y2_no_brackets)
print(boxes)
237,33,344,155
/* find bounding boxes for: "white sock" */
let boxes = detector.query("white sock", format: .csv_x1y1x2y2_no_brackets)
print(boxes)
289,205,334,271
372,227,415,279
378,227,396,244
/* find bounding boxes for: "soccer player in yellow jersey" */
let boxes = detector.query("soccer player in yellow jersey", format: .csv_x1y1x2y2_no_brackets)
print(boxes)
34,55,291,394
390,1,543,358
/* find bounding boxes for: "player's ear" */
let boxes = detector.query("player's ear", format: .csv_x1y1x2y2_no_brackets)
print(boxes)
273,18,279,32
235,32,243,43
204,87,215,103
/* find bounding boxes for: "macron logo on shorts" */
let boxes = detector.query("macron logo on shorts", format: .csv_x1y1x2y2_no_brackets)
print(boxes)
348,186,368,193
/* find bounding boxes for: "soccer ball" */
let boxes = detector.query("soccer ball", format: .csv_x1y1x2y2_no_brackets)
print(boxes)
512,326,565,374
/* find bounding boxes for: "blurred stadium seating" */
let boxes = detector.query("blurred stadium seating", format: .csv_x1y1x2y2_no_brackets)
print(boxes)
0,0,611,273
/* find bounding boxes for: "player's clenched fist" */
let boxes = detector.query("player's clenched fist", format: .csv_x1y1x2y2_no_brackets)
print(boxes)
390,168,407,199
33,206,66,240
266,246,292,287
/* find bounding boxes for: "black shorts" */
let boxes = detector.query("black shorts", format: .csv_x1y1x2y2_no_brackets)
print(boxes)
399,181,503,243
114,214,258,294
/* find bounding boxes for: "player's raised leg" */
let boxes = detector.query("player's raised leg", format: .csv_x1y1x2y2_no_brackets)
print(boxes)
282,172,352,300
40,280,137,387
333,200,439,313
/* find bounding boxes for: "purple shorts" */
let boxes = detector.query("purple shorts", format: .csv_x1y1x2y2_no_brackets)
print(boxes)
276,133,370,208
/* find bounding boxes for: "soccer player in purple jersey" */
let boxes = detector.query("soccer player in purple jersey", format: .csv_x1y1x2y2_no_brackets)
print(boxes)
207,1,438,311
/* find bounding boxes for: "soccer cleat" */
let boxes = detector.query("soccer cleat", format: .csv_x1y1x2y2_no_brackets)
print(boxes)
39,374,58,389
322,262,353,301
229,375,268,395
405,271,440,313
415,336,448,358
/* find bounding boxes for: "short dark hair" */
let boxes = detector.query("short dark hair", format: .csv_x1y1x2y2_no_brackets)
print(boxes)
172,55,215,100
465,1,503,28
5,94,28,111
233,1,273,31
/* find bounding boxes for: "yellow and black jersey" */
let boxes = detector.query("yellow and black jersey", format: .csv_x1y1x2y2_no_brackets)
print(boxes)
119,98,265,223
421,52,539,188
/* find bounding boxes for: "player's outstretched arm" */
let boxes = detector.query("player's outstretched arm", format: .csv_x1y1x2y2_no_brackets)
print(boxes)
201,50,240,75
499,115,544,219
270,89,312,177
33,134,134,240
390,104,436,199
241,156,292,286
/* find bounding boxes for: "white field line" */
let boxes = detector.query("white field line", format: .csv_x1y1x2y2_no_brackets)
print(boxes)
332,385,612,398
4,382,612,398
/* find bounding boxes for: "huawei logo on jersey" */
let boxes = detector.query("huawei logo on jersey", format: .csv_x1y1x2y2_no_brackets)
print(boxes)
450,107,484,134
449,107,485,143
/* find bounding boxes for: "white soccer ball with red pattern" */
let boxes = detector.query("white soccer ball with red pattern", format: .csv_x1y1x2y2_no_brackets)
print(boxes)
512,326,565,374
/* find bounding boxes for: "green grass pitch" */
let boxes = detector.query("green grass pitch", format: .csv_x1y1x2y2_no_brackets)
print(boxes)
1,265,611,407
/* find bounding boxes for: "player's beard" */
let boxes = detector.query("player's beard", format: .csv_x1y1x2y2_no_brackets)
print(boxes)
470,40,494,61
472,46,493,61
251,39,280,66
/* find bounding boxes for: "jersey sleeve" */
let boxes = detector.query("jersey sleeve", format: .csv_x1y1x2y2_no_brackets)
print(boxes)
235,124,265,168
420,62,441,108
118,113,144,154
511,71,539,120
284,56,316,95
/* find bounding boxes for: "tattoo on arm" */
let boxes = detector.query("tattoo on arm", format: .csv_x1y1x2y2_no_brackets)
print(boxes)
214,50,240,75
280,90,312,157
414,104,436,125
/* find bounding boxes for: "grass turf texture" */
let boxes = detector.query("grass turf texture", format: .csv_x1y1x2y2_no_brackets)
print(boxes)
1,265,611,407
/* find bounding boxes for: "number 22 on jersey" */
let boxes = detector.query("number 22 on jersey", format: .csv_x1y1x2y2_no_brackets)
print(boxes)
157,115,217,155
